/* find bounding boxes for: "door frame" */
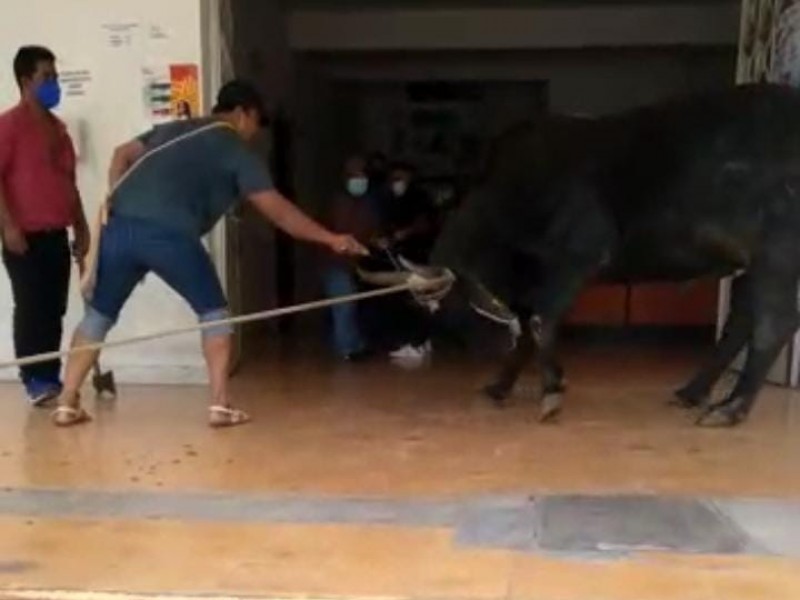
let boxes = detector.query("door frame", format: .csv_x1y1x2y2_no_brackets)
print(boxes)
201,0,244,371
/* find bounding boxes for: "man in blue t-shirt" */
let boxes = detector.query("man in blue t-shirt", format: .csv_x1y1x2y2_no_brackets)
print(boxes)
52,80,366,428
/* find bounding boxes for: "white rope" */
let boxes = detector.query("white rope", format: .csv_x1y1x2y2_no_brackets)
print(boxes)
0,281,430,371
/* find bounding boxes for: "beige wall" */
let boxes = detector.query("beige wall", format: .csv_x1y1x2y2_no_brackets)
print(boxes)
0,0,210,383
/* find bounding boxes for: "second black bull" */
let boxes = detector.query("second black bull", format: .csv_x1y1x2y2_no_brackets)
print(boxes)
359,83,800,428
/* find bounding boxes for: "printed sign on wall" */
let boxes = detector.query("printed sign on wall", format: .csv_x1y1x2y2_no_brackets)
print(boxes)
169,63,200,120
142,65,172,123
141,63,200,124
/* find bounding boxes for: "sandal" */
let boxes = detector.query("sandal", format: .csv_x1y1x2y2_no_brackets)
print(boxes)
209,405,251,428
51,406,92,427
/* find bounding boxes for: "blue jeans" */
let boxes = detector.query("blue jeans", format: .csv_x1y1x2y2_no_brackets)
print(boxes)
79,215,231,341
323,267,365,358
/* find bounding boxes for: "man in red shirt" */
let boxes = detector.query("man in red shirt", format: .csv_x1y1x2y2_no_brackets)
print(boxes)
0,46,89,405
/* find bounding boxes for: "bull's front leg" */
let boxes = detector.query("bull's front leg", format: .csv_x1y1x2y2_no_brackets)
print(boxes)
525,267,597,422
674,274,753,409
483,314,535,406
697,267,799,427
529,315,566,422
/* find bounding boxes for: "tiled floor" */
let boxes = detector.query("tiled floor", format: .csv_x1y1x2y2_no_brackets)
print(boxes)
0,343,797,599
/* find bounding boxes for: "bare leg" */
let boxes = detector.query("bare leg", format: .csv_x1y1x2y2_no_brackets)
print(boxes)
52,329,100,426
204,334,230,407
203,333,249,428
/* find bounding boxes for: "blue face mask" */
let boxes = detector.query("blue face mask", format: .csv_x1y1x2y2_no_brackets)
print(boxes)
35,79,61,110
347,177,368,197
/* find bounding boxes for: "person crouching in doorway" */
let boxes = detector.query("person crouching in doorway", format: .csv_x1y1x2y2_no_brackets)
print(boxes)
322,155,381,361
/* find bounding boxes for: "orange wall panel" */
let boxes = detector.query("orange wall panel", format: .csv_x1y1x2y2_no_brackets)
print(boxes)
565,284,628,325
628,279,719,326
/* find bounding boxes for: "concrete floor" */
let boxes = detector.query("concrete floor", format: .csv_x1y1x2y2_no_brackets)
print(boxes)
0,342,798,600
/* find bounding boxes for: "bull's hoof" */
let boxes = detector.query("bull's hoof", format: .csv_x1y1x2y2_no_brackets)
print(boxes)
539,394,563,424
482,383,510,408
671,386,706,409
695,402,746,428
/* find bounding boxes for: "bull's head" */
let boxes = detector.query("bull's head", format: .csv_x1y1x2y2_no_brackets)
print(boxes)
357,255,519,331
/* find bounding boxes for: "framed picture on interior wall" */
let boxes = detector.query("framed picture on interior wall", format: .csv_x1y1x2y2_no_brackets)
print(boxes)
772,0,800,85
737,0,780,83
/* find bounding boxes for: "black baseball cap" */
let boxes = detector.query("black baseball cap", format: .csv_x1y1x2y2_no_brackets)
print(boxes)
212,79,269,126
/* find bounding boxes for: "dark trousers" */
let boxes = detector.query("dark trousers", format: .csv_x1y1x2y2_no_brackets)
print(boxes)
2,229,71,384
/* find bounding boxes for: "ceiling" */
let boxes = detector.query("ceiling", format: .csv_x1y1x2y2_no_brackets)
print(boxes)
285,0,736,8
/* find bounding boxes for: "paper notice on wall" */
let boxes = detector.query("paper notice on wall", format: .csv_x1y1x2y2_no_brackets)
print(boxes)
142,65,173,124
148,23,170,43
169,64,200,119
102,21,141,49
60,69,93,99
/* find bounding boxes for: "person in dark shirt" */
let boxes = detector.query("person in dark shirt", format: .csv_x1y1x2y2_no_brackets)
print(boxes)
51,80,366,428
322,155,381,360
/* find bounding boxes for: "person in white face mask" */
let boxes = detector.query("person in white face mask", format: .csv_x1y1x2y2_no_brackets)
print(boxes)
382,162,437,262
378,162,438,364
321,155,381,361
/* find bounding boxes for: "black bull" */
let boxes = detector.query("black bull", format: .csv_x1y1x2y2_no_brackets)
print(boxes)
359,83,800,428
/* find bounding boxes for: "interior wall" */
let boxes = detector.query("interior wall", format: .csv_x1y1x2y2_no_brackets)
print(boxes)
305,48,736,115
355,81,547,165
0,0,209,383
288,4,740,51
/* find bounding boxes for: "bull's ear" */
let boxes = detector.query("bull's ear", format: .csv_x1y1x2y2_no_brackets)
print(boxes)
463,278,516,325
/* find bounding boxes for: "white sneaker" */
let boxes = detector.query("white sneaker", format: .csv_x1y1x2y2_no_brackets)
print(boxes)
389,344,426,360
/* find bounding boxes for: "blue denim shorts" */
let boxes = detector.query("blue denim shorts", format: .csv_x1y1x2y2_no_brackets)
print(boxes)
83,215,229,338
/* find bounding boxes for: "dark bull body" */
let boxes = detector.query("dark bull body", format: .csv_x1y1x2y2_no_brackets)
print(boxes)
361,83,800,428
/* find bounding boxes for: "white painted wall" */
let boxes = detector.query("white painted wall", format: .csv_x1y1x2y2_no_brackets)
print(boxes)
0,0,211,384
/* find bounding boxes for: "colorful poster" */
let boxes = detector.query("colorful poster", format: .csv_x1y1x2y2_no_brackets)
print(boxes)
169,64,200,120
142,65,172,123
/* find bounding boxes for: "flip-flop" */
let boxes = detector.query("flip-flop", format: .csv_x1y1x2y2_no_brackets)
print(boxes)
208,406,251,428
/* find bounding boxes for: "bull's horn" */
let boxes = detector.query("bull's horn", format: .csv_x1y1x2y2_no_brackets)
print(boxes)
396,256,446,279
465,280,517,325
356,268,411,287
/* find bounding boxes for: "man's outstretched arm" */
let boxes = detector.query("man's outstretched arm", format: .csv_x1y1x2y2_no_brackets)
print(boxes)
249,189,367,256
